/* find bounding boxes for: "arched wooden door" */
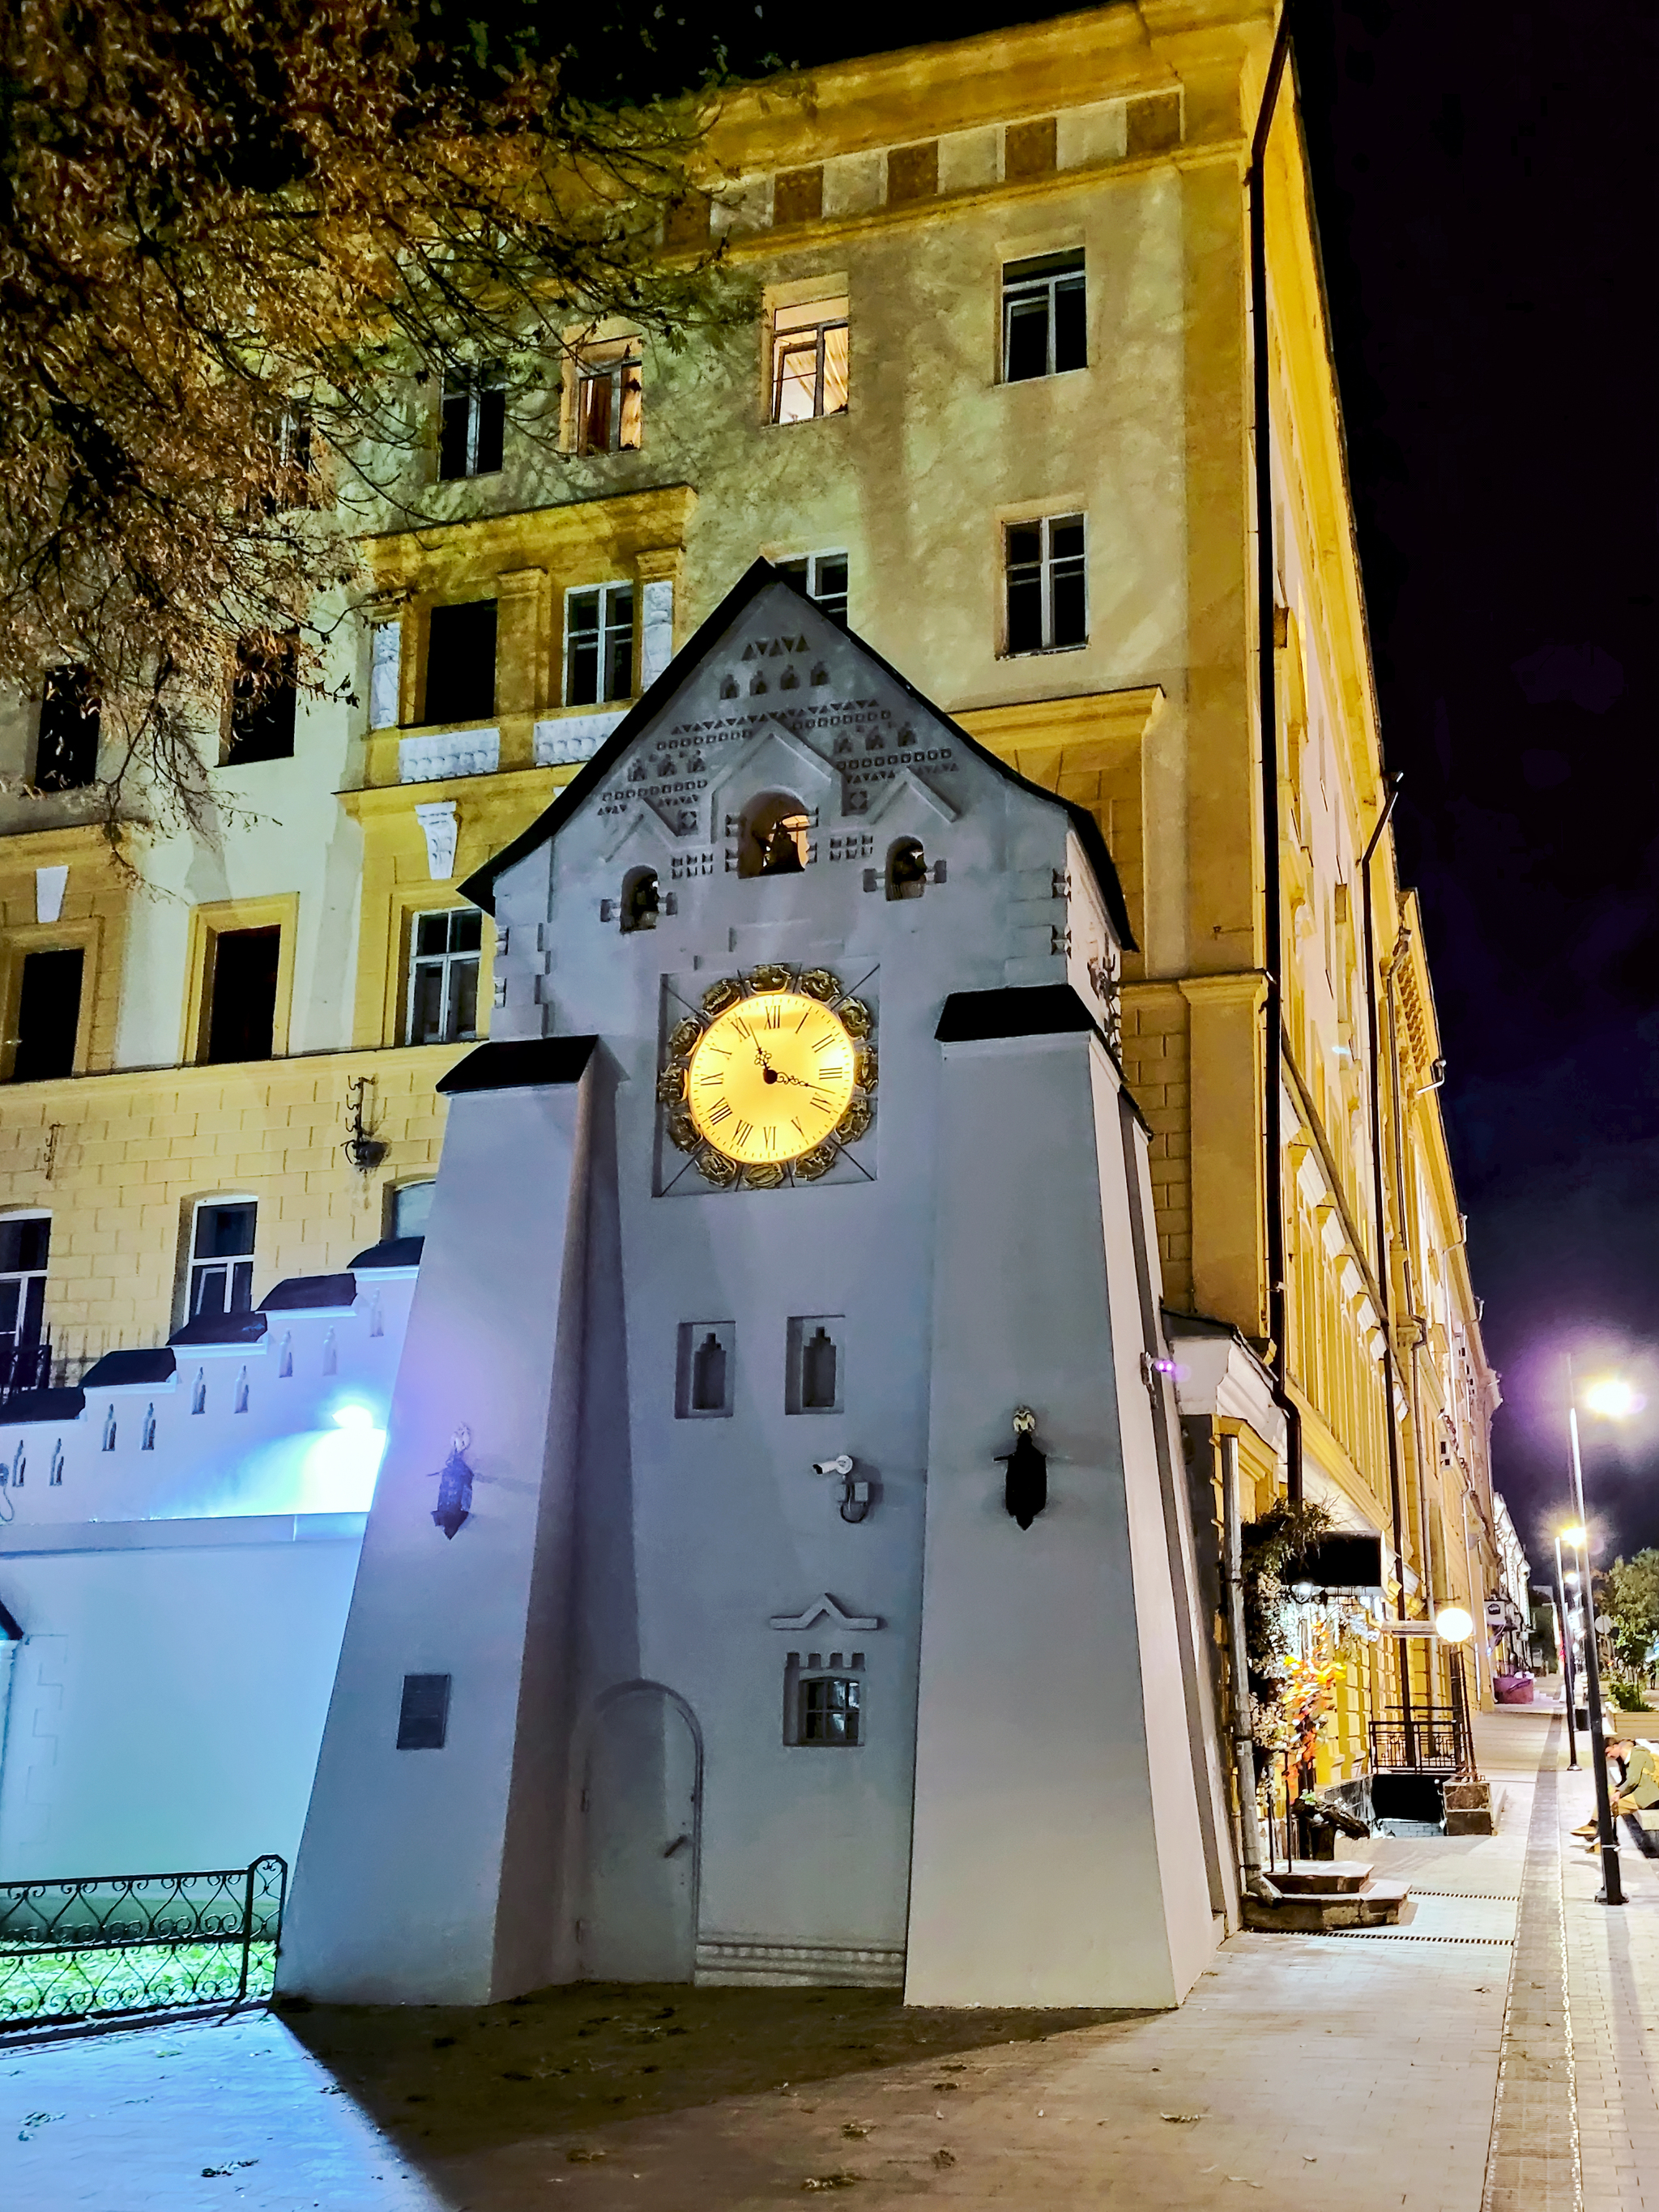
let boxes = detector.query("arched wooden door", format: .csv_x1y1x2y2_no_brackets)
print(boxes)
579,1683,701,1981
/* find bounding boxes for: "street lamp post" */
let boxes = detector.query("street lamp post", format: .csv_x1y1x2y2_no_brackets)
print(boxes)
1566,1358,1624,1907
1553,1531,1580,1769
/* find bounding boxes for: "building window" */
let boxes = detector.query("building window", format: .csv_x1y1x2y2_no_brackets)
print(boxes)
407,910,483,1046
227,637,298,764
204,927,280,1064
392,1181,436,1240
1004,514,1087,654
34,665,100,791
188,1200,257,1321
10,948,83,1081
423,599,497,727
1002,249,1086,381
770,296,850,424
438,364,505,480
0,1216,49,1357
565,583,635,706
777,553,849,627
569,342,643,455
787,1315,844,1413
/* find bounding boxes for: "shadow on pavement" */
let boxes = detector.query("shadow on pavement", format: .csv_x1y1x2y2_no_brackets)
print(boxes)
275,1982,1130,2162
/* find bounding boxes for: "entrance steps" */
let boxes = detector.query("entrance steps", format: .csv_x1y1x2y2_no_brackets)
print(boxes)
1241,1860,1410,1932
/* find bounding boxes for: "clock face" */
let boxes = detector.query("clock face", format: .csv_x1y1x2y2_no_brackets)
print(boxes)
687,992,858,1166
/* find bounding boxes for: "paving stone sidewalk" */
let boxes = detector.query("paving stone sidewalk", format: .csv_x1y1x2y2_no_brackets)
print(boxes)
3,1705,1652,2212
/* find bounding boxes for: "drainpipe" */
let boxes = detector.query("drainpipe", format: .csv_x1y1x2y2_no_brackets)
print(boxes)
0,1596,20,1851
1222,1431,1279,1899
1361,775,1410,1669
1250,0,1303,1504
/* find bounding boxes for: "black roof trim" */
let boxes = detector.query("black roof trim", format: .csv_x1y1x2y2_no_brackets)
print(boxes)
436,1036,598,1095
80,1347,177,1389
260,1273,358,1313
0,1595,20,1641
936,982,1102,1045
456,560,1135,949
1,1387,86,1425
168,1311,270,1349
350,1235,424,1270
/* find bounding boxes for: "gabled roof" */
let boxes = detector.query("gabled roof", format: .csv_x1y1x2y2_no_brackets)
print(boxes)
458,560,1135,949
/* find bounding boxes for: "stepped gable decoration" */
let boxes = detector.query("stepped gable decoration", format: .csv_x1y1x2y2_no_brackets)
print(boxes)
768,1594,882,1633
457,561,1133,952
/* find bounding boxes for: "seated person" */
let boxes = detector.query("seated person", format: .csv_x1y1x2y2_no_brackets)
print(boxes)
1574,1738,1659,1841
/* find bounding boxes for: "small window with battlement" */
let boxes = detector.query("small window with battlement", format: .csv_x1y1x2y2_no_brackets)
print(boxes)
770,296,849,424
565,583,635,706
777,552,849,627
438,364,505,480
407,910,482,1046
783,1651,865,1747
1004,514,1087,655
1002,249,1086,381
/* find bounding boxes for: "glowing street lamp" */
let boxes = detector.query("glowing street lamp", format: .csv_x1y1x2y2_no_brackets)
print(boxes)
1553,1530,1582,1771
1567,1359,1639,1907
1435,1607,1477,1775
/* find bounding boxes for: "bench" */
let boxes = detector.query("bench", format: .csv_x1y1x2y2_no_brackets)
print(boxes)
1621,1810,1659,1859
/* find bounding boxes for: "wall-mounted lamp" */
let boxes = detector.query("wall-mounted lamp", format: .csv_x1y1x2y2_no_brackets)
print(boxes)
429,1425,474,1540
812,1452,872,1524
343,1076,388,1174
998,1407,1047,1530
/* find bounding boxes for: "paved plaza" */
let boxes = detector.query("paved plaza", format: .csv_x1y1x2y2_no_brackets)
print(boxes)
2,1705,1655,2211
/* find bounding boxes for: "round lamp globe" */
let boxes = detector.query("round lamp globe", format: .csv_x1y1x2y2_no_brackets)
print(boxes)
1435,1606,1475,1644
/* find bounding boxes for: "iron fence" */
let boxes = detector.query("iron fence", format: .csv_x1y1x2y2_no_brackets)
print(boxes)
1369,1706,1461,1775
0,1337,53,1400
0,1855,286,2032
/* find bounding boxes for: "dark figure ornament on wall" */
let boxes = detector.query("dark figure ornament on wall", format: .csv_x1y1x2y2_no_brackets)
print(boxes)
429,1425,475,1539
998,1405,1047,1530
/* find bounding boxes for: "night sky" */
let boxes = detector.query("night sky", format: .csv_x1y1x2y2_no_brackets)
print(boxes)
1295,6,1659,1571
774,2,1658,1571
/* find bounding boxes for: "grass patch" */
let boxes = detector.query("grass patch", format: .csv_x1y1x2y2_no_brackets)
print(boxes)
0,1940,274,2028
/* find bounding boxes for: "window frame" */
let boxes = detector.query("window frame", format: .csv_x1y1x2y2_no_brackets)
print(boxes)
1000,249,1087,383
563,581,637,707
776,552,850,627
0,1212,50,1355
182,897,298,1067
185,1196,258,1324
34,664,100,791
1002,511,1089,657
404,906,484,1047
566,339,644,457
420,597,499,728
769,296,851,424
437,364,506,481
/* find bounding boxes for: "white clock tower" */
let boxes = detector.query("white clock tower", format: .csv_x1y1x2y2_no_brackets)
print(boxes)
279,566,1234,2010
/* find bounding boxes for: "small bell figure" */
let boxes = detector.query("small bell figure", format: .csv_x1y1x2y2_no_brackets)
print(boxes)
997,1406,1047,1530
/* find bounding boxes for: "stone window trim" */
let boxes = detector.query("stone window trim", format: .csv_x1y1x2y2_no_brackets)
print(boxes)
405,906,484,1048
767,292,850,425
565,580,637,709
181,894,299,1068
1001,249,1087,383
561,338,644,458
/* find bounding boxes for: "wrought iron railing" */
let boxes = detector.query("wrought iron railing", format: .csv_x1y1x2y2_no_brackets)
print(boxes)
0,1856,286,2032
0,1336,53,1400
1369,1706,1461,1775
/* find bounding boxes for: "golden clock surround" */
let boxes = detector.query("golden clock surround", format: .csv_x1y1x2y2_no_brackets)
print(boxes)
659,965,876,1189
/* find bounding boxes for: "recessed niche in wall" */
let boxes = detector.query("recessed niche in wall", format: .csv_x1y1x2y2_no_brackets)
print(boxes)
787,1315,844,1414
676,1321,736,1418
396,1673,451,1751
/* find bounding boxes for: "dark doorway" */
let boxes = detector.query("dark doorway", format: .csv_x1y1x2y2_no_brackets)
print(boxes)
581,1686,700,1982
35,667,100,791
11,948,83,1080
206,928,280,1064
423,601,498,726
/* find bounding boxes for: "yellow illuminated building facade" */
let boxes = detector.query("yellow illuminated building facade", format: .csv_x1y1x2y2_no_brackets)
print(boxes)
0,3,1499,1786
